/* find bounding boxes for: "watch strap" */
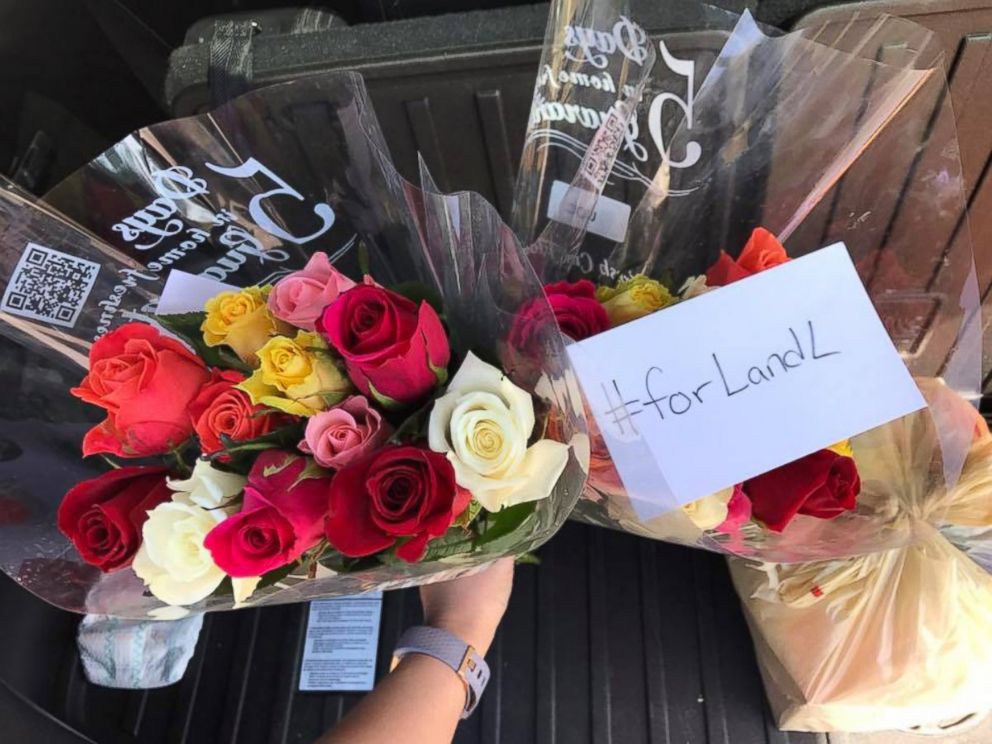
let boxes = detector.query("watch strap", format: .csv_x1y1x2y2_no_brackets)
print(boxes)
391,625,489,718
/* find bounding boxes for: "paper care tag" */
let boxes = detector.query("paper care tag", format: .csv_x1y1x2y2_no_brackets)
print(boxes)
155,270,236,315
566,243,926,519
299,593,383,692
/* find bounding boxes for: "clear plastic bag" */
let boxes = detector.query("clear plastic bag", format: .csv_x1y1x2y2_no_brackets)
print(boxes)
0,72,592,617
728,384,992,731
513,2,984,561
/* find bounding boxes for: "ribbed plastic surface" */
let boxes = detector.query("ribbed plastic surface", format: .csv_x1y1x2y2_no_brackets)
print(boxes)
0,523,821,744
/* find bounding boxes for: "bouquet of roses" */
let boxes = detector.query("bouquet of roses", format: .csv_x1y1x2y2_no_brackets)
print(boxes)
514,2,985,563
0,72,591,617
56,260,572,610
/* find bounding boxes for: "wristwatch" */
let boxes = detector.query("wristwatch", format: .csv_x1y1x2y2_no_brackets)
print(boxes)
391,625,490,718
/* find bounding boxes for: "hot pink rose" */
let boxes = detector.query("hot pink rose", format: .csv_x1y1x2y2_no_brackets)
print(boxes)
715,484,752,534
268,252,357,330
299,395,392,469
204,451,330,577
318,284,450,406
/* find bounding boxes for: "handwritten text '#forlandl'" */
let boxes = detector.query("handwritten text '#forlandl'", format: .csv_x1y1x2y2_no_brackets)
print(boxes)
602,320,841,437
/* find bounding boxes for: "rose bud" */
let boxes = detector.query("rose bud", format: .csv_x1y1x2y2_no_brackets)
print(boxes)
744,449,861,533
189,369,289,457
202,286,289,365
595,274,674,327
267,252,357,331
204,451,330,577
71,323,210,458
427,352,568,512
298,395,391,470
706,227,789,287
542,280,610,341
57,466,173,572
317,285,450,407
325,445,469,563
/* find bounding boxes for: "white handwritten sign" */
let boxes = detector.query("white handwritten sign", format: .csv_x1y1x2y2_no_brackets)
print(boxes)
567,243,926,519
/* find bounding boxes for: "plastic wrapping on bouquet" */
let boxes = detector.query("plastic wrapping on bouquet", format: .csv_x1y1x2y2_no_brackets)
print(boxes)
0,70,649,617
514,1,986,561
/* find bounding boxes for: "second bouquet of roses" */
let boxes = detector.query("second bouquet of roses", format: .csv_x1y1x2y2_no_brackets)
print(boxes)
512,3,984,562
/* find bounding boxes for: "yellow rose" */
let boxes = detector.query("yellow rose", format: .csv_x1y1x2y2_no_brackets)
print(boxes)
238,330,351,416
828,439,854,458
595,274,675,327
202,287,285,365
682,486,735,530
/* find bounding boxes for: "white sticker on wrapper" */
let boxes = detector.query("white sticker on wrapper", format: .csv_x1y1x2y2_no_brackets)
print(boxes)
548,179,630,243
299,593,383,692
156,270,236,316
567,243,927,519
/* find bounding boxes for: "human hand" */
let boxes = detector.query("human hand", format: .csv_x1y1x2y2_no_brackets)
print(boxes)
419,558,514,656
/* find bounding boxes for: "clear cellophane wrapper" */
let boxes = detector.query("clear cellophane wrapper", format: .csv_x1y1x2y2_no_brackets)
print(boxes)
513,1,985,562
727,381,992,731
0,72,594,617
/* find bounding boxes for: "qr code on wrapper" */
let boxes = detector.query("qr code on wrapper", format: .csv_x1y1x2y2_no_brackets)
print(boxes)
1,243,100,328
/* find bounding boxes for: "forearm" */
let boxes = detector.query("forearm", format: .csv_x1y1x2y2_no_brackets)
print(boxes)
316,654,467,744
317,559,511,744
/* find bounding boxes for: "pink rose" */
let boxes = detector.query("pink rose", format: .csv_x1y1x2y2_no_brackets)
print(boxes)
299,395,392,469
715,484,752,534
204,451,330,577
268,252,356,330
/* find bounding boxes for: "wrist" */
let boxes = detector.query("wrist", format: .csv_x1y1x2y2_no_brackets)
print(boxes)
391,625,491,719
425,611,497,657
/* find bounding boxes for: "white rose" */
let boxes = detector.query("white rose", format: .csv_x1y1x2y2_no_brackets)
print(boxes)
167,458,246,509
133,501,229,606
681,487,734,530
679,275,711,300
133,462,259,607
428,352,569,512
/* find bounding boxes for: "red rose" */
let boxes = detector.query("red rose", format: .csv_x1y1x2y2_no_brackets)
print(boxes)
706,227,789,287
318,285,450,406
204,451,330,577
188,369,288,456
325,445,470,563
57,466,172,572
72,323,210,458
543,280,609,341
743,449,860,533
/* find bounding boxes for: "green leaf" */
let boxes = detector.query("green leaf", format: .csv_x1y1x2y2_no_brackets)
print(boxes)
156,311,205,341
289,458,330,489
515,551,541,566
211,425,304,473
387,397,436,444
454,499,483,529
257,563,295,589
391,281,444,314
421,527,476,562
157,312,251,373
358,240,371,276
321,551,381,574
474,501,538,551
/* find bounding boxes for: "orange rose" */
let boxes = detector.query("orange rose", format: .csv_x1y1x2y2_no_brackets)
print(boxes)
706,227,789,287
72,324,210,458
188,369,290,457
